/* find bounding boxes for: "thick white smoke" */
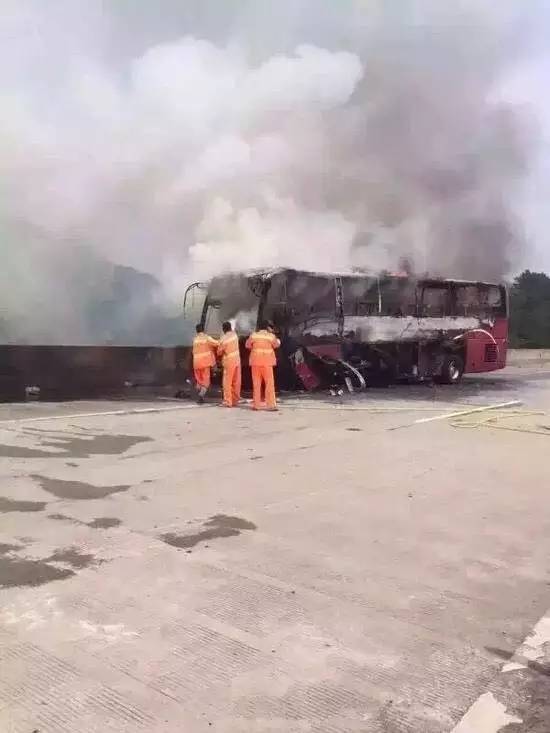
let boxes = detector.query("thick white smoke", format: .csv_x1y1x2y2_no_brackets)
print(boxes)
0,0,547,343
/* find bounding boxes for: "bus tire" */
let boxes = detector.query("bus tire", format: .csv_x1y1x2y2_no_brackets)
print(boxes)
438,354,464,385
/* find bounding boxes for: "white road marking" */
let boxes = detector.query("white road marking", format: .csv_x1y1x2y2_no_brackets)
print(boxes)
0,401,482,422
452,610,550,731
451,692,522,732
413,401,522,425
390,400,522,430
521,615,550,661
280,404,451,412
0,403,200,425
502,662,527,673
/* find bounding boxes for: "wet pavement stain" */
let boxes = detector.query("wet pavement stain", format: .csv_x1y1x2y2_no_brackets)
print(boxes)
162,514,257,550
47,514,121,529
0,432,151,459
0,544,75,588
31,475,130,500
48,513,81,523
0,496,47,513
211,515,257,531
88,517,121,529
45,547,98,569
0,444,58,459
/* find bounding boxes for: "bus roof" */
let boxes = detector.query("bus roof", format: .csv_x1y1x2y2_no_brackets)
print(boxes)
211,267,503,288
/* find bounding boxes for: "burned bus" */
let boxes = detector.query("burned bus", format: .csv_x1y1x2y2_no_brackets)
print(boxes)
184,269,508,391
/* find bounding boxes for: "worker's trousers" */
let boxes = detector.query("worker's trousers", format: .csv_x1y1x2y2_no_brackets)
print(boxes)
194,367,211,395
251,365,276,410
222,363,241,407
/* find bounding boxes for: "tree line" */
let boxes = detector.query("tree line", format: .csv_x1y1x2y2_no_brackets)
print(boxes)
509,270,550,348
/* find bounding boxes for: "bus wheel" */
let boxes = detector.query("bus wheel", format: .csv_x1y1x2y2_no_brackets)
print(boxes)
438,354,464,385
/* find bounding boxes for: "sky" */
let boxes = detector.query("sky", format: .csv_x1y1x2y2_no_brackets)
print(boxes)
1,0,549,343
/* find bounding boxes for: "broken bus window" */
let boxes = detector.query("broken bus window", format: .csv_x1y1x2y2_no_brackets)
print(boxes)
420,283,451,317
285,273,336,327
341,276,380,316
454,284,505,319
380,277,417,317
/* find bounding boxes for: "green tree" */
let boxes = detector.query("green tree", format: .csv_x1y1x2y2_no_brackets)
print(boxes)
509,270,550,348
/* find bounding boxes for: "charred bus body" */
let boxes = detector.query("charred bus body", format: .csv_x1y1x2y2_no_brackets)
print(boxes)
185,269,508,391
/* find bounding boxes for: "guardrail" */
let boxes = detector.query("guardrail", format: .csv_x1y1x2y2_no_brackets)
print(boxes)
507,349,550,366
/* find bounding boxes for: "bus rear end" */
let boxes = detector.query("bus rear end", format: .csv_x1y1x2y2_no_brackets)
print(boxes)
456,283,508,374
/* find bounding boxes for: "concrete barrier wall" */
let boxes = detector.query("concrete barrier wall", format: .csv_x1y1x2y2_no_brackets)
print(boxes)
0,345,192,401
2,344,548,401
507,349,550,366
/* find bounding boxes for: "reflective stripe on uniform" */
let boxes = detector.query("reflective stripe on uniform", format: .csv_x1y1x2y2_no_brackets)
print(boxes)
246,330,279,367
250,336,275,344
219,333,240,365
193,335,216,367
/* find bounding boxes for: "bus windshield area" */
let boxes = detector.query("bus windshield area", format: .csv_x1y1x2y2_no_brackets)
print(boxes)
203,274,261,336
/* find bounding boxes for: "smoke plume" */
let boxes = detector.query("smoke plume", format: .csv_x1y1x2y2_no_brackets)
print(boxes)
0,0,546,344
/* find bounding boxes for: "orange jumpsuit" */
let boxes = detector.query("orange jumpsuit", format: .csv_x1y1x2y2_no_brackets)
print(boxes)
217,331,241,407
192,333,218,394
245,329,281,410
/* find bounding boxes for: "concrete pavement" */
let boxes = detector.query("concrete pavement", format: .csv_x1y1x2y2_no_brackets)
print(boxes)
1,368,550,731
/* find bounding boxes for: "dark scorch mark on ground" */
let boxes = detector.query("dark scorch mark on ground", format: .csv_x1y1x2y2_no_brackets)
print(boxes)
0,432,151,459
0,543,74,588
32,475,130,500
0,496,47,513
162,514,257,550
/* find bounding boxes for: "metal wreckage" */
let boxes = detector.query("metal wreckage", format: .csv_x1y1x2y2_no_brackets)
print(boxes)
0,268,508,401
185,267,509,393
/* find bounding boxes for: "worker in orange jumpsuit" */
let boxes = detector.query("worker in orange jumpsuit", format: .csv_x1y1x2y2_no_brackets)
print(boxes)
217,321,241,407
245,320,281,411
192,324,218,403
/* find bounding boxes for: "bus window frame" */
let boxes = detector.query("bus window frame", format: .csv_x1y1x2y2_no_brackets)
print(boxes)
452,283,507,319
260,273,289,330
419,282,453,318
284,273,338,328
341,276,382,317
